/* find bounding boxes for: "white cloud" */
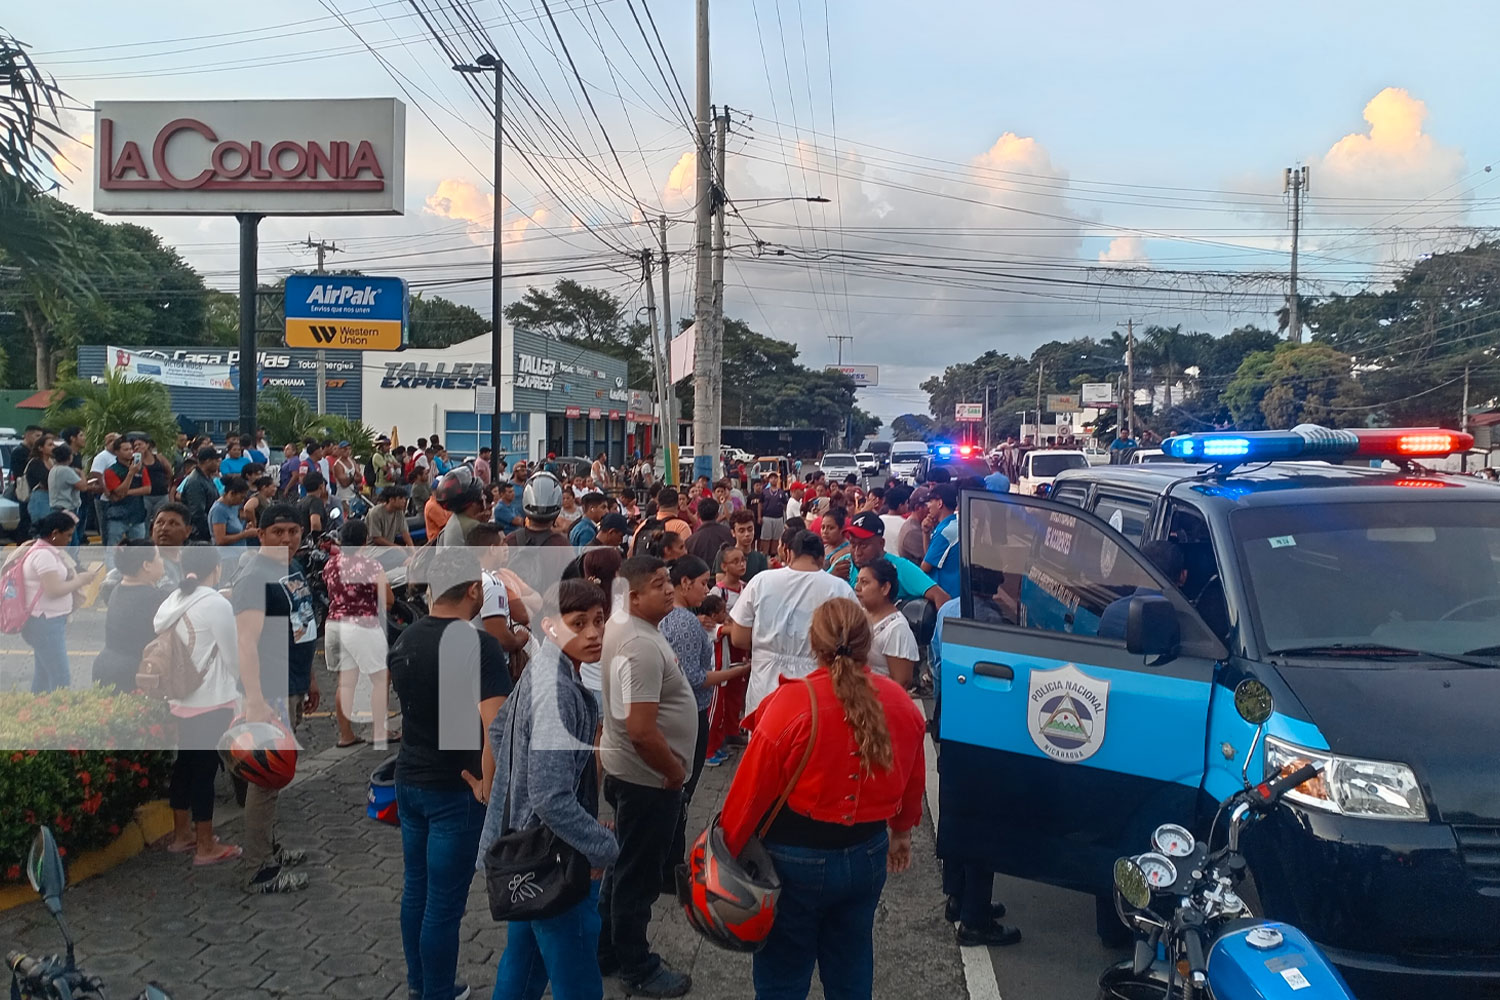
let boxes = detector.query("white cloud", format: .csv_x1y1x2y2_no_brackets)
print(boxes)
1098,236,1149,265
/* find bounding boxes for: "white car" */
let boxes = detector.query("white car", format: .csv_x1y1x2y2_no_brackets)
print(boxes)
818,452,861,482
0,456,19,539
1016,449,1090,496
856,452,879,475
1129,448,1182,464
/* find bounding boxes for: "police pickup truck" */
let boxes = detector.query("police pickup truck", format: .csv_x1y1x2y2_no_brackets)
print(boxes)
937,426,1500,997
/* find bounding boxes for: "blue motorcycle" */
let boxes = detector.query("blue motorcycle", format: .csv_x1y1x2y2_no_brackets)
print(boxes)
1099,679,1356,1000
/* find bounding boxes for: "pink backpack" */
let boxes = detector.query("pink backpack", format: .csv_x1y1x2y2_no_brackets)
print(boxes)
0,546,44,634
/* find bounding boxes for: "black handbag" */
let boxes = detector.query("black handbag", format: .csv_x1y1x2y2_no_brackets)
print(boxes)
483,708,591,922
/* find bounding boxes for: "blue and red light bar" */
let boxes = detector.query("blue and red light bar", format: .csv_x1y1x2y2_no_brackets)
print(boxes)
1161,425,1473,467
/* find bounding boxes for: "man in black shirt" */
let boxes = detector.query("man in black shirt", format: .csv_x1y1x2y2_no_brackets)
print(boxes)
389,547,510,1000
177,446,221,542
685,497,733,566
231,504,321,894
298,470,332,534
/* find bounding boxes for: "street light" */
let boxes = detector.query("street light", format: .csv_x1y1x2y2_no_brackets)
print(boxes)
730,196,831,207
454,53,504,463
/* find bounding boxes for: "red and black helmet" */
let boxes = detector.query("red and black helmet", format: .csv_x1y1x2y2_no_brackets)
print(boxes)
676,817,781,952
218,719,298,790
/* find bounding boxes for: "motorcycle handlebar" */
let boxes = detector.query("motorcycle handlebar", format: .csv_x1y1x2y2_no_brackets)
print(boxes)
1259,762,1320,807
7,950,47,984
1182,926,1208,984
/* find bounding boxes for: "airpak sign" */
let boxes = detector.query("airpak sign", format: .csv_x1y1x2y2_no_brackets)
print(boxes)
94,99,406,215
284,275,408,351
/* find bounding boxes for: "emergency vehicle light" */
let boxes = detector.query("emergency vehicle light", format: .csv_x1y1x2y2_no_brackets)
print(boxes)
1161,425,1473,468
959,444,974,456
936,445,954,457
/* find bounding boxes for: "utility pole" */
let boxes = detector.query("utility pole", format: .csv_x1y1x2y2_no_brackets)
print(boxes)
691,0,716,480
1462,361,1472,473
1035,358,1045,441
299,236,342,414
1285,165,1308,343
643,250,673,479
454,53,504,460
1124,318,1136,441
828,334,854,364
658,214,674,473
711,108,728,459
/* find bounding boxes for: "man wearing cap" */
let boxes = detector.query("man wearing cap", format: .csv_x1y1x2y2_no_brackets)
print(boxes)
233,502,320,894
594,511,630,550
845,510,949,608
370,436,395,490
898,484,933,563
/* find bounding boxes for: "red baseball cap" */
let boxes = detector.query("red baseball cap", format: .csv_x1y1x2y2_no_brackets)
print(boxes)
845,511,884,540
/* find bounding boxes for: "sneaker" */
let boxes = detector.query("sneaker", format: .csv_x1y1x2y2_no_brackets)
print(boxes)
956,920,1022,947
250,866,308,894
274,846,308,869
407,985,470,1000
624,964,691,998
703,749,731,768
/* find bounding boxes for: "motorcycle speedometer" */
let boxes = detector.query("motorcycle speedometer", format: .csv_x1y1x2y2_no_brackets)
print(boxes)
1151,823,1195,858
1134,852,1178,890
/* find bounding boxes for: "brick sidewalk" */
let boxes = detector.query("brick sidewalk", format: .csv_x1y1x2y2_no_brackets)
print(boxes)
0,738,963,1000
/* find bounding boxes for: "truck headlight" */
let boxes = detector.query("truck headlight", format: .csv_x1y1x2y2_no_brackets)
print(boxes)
1264,736,1427,821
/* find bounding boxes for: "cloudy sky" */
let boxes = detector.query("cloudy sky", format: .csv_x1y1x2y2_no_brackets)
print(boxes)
14,0,1500,423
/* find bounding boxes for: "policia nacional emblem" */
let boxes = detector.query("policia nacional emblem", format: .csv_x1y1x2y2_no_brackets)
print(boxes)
1027,663,1110,763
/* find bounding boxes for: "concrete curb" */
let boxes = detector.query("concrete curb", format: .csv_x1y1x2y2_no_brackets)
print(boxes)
0,799,175,912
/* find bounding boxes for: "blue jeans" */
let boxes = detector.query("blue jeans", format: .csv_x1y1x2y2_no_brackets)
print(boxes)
397,783,487,1000
493,880,603,1000
102,518,146,569
753,832,889,1000
22,615,70,693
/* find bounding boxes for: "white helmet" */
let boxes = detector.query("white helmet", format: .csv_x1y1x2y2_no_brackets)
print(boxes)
523,470,563,521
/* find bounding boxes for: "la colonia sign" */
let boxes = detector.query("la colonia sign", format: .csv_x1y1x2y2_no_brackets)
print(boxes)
94,99,406,216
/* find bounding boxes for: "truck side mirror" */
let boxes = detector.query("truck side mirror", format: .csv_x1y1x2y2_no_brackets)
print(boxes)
1125,594,1179,658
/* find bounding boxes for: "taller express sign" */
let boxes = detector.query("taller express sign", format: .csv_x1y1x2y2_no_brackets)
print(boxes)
94,99,406,216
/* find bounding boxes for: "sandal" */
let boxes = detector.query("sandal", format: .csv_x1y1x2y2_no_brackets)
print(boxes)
336,736,367,749
193,843,243,867
165,839,197,854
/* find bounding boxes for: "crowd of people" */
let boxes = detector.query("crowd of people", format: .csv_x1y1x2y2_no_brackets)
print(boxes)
0,423,1027,1000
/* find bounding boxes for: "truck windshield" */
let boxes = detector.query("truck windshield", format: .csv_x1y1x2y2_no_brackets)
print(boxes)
1233,501,1500,660
1031,454,1088,478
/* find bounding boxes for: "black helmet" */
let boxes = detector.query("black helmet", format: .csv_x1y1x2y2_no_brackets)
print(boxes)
523,470,563,521
434,466,483,512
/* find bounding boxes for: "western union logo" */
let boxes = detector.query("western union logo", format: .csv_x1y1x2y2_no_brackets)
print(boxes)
285,318,404,351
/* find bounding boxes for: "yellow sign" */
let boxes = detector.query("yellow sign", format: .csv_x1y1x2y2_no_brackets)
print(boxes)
284,318,404,351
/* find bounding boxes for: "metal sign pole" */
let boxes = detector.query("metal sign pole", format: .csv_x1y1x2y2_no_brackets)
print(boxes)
237,213,261,437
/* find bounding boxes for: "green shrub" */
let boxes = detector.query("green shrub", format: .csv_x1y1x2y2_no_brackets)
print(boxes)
0,689,176,881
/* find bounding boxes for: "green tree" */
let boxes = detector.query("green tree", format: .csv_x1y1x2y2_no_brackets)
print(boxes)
1222,343,1363,430
309,413,376,461
0,29,78,279
43,368,177,456
409,292,489,349
891,413,937,441
1310,243,1500,426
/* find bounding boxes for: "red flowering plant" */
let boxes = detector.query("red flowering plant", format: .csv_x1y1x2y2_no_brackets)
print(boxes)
0,690,175,882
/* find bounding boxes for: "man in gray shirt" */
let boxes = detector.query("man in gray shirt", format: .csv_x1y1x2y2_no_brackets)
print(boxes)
597,555,696,998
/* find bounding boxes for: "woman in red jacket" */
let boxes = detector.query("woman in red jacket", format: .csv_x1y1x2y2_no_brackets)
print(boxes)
719,597,927,1000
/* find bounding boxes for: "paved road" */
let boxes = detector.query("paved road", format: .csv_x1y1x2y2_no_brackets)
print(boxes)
0,546,1131,998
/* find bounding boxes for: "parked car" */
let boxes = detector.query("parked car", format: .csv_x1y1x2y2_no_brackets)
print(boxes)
890,441,929,484
1128,448,1182,464
817,452,861,482
856,452,879,475
1015,448,1089,495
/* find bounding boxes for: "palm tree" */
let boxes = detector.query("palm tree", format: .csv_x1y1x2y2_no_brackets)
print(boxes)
44,368,178,455
1276,294,1317,340
0,30,78,276
1141,325,1209,415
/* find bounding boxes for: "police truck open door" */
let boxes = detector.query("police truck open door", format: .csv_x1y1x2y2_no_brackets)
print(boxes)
936,490,1226,896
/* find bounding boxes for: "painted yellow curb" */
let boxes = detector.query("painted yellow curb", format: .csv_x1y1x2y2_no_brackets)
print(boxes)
0,800,174,912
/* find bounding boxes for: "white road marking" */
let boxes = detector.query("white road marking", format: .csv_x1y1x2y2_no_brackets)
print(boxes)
926,731,1004,1000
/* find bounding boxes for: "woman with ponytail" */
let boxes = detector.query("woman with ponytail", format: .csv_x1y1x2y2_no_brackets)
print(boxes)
154,544,242,866
719,597,927,1000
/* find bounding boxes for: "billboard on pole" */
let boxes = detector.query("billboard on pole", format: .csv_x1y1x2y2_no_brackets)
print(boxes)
825,364,879,387
955,402,984,422
1081,382,1116,406
1046,393,1080,412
